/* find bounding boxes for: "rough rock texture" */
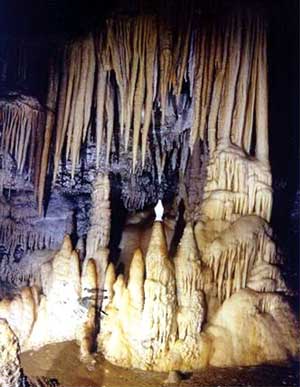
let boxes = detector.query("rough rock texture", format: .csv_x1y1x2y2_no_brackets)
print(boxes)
0,318,23,387
0,1,298,376
0,318,60,386
0,236,102,356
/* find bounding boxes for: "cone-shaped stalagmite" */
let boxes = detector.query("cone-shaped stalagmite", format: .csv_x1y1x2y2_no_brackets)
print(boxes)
128,248,144,311
175,223,205,340
142,221,177,362
79,258,98,361
86,173,111,258
102,262,116,311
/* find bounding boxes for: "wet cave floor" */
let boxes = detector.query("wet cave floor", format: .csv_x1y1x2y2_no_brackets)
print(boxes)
21,341,299,387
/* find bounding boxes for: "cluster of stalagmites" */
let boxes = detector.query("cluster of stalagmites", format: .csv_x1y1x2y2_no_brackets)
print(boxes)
0,196,297,372
0,234,108,363
0,6,298,375
97,147,297,370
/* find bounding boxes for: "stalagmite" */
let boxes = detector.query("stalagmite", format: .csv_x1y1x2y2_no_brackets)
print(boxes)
102,262,116,311
78,258,97,361
0,4,297,376
142,221,177,363
175,223,205,340
127,249,144,311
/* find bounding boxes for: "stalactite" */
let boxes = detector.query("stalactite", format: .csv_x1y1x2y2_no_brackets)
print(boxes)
132,18,147,171
199,25,216,141
0,97,44,186
255,18,269,162
106,19,133,137
243,18,259,154
159,21,172,126
105,78,114,166
189,29,205,151
95,34,108,168
65,43,80,161
217,15,242,142
172,14,192,97
38,59,59,215
125,18,140,151
53,45,69,182
5,9,269,231
230,14,253,147
83,35,96,143
70,40,88,178
141,17,157,167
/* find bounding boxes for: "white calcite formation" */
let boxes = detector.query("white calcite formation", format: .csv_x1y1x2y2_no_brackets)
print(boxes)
0,235,106,358
201,142,272,223
98,217,298,371
86,173,111,258
0,8,298,375
98,221,177,370
174,223,206,341
196,215,288,302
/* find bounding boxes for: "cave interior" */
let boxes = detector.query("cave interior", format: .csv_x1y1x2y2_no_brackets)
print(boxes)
0,0,298,386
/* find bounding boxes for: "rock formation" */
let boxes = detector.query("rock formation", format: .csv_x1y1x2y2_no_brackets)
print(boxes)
0,235,102,356
0,0,298,377
0,318,60,386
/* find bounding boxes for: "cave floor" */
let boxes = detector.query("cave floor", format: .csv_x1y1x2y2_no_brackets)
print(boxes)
21,341,299,387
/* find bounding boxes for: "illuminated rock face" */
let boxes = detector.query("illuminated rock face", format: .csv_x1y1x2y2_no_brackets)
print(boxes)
0,3,298,375
98,213,298,371
0,235,106,358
